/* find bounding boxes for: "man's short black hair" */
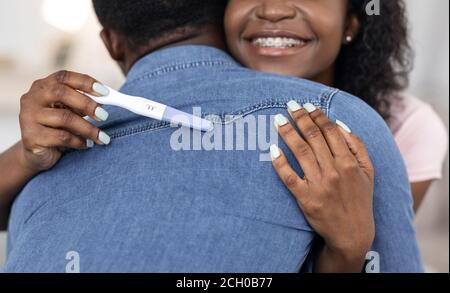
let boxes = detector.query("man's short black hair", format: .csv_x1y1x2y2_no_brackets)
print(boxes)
93,0,227,48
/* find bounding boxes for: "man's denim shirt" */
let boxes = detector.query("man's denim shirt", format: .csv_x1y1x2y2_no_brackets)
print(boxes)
4,46,423,273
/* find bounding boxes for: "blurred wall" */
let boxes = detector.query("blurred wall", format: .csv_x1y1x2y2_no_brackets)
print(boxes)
0,0,449,272
407,0,449,272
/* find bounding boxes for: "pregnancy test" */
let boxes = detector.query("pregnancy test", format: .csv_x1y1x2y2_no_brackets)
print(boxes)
86,86,214,132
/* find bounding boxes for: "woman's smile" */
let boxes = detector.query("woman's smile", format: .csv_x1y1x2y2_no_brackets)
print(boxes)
225,0,349,83
243,29,314,57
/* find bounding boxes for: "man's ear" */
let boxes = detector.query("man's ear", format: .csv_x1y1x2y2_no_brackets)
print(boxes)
100,28,126,62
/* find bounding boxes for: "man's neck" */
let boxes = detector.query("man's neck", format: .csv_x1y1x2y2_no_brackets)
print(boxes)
124,25,227,74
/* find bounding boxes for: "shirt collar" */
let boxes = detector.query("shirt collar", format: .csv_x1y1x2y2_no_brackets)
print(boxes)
126,45,241,83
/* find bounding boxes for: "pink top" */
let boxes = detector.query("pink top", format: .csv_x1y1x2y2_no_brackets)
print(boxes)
390,95,448,182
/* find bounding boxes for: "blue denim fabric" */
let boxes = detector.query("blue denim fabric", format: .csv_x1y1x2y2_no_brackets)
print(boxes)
4,46,422,273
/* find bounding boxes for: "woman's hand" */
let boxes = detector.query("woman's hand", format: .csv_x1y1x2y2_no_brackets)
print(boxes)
18,70,111,172
1,71,111,229
270,101,375,273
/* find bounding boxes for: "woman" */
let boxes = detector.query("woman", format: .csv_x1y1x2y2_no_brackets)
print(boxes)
0,0,446,272
224,0,448,213
224,0,447,271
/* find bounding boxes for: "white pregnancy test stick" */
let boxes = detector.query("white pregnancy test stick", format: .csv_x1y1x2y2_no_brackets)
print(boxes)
86,86,214,132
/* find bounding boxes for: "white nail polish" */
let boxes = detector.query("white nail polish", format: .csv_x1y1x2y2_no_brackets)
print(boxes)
95,107,109,121
336,120,352,133
274,114,289,128
86,139,94,148
270,145,281,160
287,100,302,112
93,82,110,96
98,131,111,145
303,103,317,113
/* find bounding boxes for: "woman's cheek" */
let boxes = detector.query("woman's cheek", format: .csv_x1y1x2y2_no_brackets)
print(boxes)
311,14,346,60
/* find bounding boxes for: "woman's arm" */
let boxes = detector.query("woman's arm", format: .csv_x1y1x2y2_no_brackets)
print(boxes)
270,101,375,273
411,181,433,213
0,142,40,230
0,71,111,230
314,245,368,273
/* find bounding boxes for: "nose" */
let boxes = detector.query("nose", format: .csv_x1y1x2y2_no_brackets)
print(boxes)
255,0,297,23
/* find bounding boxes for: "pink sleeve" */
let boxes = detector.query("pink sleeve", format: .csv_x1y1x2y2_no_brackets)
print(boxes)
393,102,448,182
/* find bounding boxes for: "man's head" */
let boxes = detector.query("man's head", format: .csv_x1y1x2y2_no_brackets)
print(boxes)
93,0,227,73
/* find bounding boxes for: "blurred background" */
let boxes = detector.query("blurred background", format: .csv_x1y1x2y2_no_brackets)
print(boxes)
0,0,448,272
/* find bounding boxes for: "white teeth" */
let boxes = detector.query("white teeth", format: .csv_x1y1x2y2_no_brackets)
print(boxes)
252,37,304,48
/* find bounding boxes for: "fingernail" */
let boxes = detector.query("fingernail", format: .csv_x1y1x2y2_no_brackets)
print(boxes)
93,82,110,96
274,114,289,128
95,107,109,121
303,103,317,113
336,120,352,133
86,139,94,148
270,145,281,160
98,131,111,145
287,100,302,112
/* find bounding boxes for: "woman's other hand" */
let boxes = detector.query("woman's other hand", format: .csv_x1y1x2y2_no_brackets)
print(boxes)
270,101,375,272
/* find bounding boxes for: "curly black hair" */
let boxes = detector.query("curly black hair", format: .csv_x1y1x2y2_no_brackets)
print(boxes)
335,0,413,122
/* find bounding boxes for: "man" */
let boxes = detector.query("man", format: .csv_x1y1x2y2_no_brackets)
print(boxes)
3,0,422,272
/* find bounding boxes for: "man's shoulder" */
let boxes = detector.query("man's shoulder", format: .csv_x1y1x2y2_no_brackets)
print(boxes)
232,70,341,99
126,46,342,106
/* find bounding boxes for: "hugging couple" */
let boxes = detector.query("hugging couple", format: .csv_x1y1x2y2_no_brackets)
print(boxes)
3,0,446,273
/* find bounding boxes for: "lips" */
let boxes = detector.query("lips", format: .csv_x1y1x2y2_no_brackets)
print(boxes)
246,30,312,44
243,30,313,56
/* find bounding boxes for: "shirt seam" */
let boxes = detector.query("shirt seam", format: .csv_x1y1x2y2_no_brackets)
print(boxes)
126,60,236,86
105,94,336,141
408,168,443,182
